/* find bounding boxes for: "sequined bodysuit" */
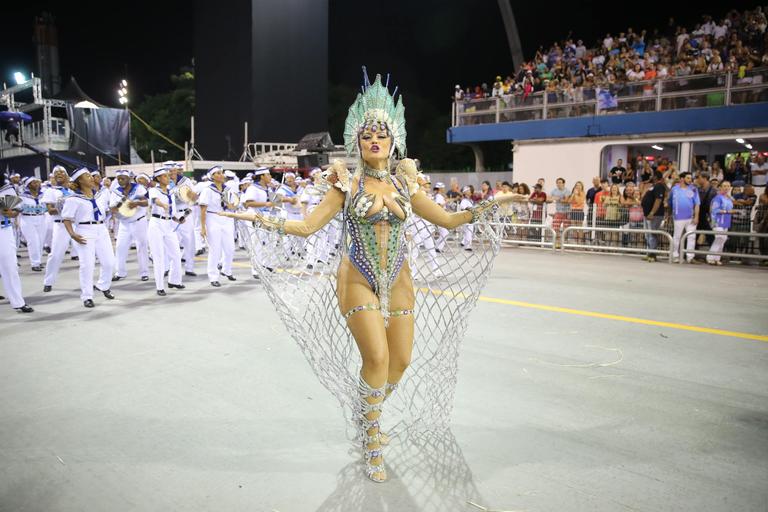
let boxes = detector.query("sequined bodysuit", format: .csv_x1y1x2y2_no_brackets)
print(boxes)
343,173,413,323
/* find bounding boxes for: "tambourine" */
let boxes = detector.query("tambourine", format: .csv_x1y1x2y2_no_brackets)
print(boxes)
175,184,196,204
117,200,138,219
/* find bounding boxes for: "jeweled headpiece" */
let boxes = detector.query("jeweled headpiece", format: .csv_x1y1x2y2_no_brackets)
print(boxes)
343,67,406,158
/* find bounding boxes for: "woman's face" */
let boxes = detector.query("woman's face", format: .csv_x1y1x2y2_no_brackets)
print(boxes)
77,174,94,191
359,125,392,167
157,174,170,187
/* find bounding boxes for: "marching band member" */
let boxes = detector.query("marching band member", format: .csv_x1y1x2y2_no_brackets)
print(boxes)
0,173,33,312
193,175,210,255
42,165,77,292
109,170,150,282
410,175,440,273
61,168,116,308
168,163,198,277
433,182,450,252
300,168,331,268
19,177,47,271
199,166,237,287
242,167,275,277
147,167,185,296
275,171,304,259
459,186,475,251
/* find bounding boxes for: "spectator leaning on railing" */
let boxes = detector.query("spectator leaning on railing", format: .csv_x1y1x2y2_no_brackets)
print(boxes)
642,170,669,262
695,171,718,257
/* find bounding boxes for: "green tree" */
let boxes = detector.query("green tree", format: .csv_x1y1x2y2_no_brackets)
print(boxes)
131,66,194,162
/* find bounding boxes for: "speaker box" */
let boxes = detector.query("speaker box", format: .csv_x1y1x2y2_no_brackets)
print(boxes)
296,153,329,169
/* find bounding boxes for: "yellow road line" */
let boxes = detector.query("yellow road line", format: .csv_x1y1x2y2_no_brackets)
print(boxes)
478,296,768,342
200,259,768,342
415,287,767,342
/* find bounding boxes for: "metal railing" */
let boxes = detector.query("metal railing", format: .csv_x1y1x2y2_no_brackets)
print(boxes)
491,221,557,251
561,226,674,261
681,230,768,263
452,67,768,126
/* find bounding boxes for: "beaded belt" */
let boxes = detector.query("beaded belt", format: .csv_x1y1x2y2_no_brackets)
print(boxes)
151,214,171,220
78,221,104,225
343,303,414,320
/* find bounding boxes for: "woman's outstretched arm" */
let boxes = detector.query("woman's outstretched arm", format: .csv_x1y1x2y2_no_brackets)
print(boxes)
219,187,345,237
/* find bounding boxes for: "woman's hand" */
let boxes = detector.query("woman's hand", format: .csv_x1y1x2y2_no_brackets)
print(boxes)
200,226,207,240
216,211,236,218
71,233,87,245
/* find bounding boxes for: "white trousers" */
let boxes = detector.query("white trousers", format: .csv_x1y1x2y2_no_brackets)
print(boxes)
0,226,26,308
206,214,234,281
44,213,53,247
707,227,728,263
412,218,439,270
148,217,182,290
435,226,449,251
19,214,46,267
462,223,474,248
672,219,696,260
73,224,115,301
175,214,196,272
44,222,75,287
115,218,150,278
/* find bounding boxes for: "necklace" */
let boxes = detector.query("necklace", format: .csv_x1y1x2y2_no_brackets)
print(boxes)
363,166,390,180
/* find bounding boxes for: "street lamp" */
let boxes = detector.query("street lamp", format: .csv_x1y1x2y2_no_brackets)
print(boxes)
13,72,27,85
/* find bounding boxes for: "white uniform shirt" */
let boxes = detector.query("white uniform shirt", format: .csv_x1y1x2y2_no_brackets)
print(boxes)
42,186,73,220
198,184,228,214
300,186,323,212
20,191,47,216
459,197,474,213
148,186,178,218
276,184,302,216
61,192,109,224
434,192,446,209
109,183,148,221
172,175,195,211
242,184,270,214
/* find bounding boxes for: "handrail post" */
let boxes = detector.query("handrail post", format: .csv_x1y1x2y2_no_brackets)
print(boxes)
542,91,548,120
656,78,663,111
495,97,500,123
725,71,732,105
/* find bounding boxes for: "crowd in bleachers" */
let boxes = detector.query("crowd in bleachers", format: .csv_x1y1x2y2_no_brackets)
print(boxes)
455,7,768,103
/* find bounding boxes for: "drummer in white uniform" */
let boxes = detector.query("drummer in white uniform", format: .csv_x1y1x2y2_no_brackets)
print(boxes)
109,170,150,282
432,182,450,252
199,166,237,287
241,167,275,277
42,165,77,292
147,167,186,296
0,173,33,312
61,167,116,308
19,176,48,271
168,163,198,276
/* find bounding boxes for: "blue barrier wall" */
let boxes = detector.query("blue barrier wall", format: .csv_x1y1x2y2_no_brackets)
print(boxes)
447,103,768,143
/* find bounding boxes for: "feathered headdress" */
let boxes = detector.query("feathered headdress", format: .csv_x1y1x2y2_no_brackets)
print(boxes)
343,67,406,158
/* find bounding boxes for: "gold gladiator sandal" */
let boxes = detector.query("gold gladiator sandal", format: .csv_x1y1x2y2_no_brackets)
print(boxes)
358,374,387,482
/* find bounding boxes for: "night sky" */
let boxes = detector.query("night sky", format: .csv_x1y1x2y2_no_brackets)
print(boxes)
2,1,761,118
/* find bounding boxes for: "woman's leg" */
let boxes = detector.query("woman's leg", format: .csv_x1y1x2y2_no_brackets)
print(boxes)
346,308,389,482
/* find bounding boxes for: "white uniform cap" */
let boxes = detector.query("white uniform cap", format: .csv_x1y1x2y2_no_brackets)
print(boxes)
23,176,41,187
284,172,296,179
90,170,102,177
153,167,170,178
136,173,150,182
253,167,270,177
241,177,253,185
207,166,224,179
162,160,176,167
10,172,20,178
435,182,445,188
70,167,90,182
462,186,472,193
115,169,131,177
223,170,237,179
52,165,68,175
309,167,321,176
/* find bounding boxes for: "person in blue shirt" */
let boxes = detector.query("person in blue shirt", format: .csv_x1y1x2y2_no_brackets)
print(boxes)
669,172,700,262
707,181,735,266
